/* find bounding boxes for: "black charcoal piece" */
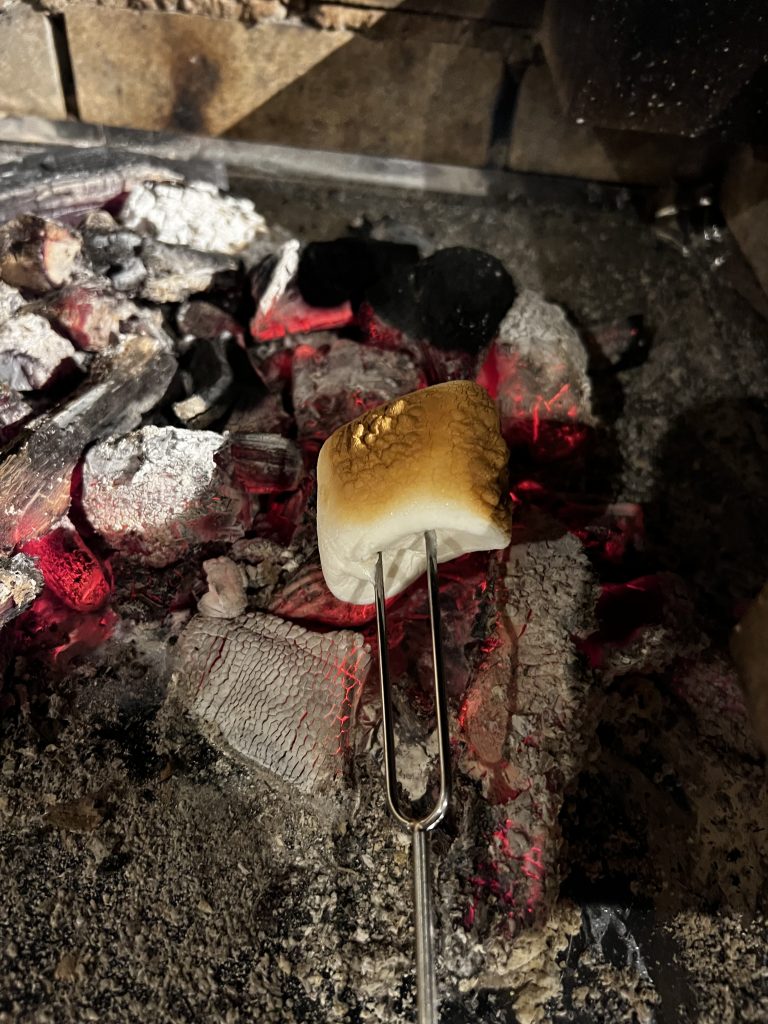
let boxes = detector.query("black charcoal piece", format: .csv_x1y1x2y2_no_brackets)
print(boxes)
368,246,516,352
297,237,419,308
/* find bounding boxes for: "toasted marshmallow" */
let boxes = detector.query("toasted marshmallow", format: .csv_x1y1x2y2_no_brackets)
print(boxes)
317,380,512,605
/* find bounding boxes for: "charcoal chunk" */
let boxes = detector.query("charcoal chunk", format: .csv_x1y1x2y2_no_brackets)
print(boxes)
367,246,516,352
297,237,419,308
173,612,371,792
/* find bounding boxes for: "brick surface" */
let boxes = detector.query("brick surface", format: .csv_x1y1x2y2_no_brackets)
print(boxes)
0,6,66,120
296,0,543,26
66,8,502,166
508,63,714,185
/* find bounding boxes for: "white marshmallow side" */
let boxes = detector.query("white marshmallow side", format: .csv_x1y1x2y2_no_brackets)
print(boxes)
318,497,510,605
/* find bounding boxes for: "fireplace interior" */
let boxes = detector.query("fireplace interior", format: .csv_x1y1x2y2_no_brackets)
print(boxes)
1,4,768,1023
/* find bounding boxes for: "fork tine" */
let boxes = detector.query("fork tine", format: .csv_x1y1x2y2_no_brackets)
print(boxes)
374,530,452,1024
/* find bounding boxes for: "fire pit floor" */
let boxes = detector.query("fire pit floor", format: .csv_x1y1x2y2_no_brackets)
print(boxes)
2,171,768,1024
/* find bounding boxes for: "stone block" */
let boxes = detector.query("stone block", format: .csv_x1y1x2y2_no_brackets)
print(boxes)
66,8,502,166
722,146,768,298
305,3,533,60
0,6,66,121
508,63,714,185
292,0,543,26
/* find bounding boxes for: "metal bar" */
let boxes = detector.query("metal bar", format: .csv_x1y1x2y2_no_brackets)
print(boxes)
412,826,437,1024
0,115,642,207
374,531,455,1024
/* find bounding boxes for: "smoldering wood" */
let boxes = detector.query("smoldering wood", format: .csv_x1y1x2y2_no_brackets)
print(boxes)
0,332,177,552
0,311,84,391
173,611,372,793
0,216,82,293
172,337,234,428
0,146,226,224
140,239,238,303
0,552,44,628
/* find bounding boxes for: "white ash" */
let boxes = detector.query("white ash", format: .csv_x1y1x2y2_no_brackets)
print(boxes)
0,552,44,627
120,181,266,255
0,311,84,391
0,332,177,552
292,337,422,440
81,426,245,567
0,382,31,429
198,557,248,619
252,238,300,315
0,281,24,327
498,289,594,422
173,612,371,793
140,240,238,304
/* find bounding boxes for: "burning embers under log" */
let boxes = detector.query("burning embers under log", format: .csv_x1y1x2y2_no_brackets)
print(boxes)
1,160,756,1021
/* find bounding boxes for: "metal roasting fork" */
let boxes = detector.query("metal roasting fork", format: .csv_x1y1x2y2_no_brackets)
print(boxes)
374,530,451,1024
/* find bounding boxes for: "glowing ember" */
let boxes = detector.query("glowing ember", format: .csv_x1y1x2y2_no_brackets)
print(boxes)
22,524,110,612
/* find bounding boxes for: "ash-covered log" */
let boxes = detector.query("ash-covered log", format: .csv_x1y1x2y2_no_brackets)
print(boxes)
81,426,245,567
0,332,176,551
140,239,238,304
450,511,599,936
291,337,422,444
0,147,223,224
0,553,44,628
250,240,353,341
173,611,371,793
40,282,134,352
478,289,594,458
120,181,266,255
0,311,84,391
0,280,24,325
0,215,82,293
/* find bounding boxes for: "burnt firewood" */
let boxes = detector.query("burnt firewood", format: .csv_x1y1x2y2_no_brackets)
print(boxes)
81,426,246,567
172,611,371,793
0,147,222,224
40,282,135,352
176,299,244,347
172,337,234,429
0,311,84,391
250,240,353,341
223,433,303,495
0,215,82,294
0,332,177,552
120,181,266,255
140,240,238,304
0,553,44,628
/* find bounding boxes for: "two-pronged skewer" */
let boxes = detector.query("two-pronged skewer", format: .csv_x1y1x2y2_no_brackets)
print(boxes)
374,530,451,1024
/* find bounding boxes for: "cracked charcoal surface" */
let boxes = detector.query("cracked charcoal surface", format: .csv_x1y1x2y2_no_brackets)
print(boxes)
174,612,371,793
